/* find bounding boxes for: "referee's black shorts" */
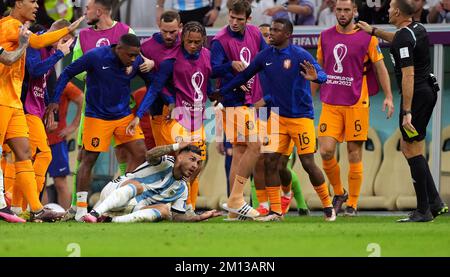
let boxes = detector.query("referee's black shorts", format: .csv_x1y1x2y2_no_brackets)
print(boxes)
399,82,437,142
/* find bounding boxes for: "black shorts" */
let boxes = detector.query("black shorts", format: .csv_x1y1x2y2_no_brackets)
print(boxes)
399,82,437,142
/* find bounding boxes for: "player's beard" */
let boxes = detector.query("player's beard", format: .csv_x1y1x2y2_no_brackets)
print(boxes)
338,17,352,28
87,18,100,26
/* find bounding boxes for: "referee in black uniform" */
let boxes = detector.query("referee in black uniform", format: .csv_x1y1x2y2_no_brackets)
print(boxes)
357,0,448,222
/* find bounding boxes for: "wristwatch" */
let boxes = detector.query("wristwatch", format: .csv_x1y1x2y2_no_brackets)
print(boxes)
402,110,412,116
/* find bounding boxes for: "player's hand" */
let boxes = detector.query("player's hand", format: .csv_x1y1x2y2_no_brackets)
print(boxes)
240,84,250,94
402,113,417,134
382,96,394,119
264,6,283,16
58,124,77,138
204,8,219,26
126,116,140,136
216,141,225,155
198,209,222,221
166,103,175,120
300,60,318,81
231,61,247,72
177,141,191,151
19,22,31,47
139,55,155,73
68,15,85,32
57,37,75,56
356,20,372,35
254,98,266,109
44,103,59,130
125,66,133,75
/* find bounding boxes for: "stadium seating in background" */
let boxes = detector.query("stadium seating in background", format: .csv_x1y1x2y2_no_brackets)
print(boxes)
372,129,424,210
339,127,382,210
429,125,450,205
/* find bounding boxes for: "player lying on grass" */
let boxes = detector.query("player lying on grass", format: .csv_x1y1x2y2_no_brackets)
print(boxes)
82,143,222,223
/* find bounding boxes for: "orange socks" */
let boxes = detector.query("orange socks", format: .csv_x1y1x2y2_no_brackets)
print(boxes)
256,189,268,204
313,183,332,208
33,150,52,194
323,157,344,195
347,162,363,209
266,186,282,215
15,160,42,212
188,177,199,210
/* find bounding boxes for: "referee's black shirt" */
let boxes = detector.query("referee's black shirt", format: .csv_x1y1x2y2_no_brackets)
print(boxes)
390,22,431,91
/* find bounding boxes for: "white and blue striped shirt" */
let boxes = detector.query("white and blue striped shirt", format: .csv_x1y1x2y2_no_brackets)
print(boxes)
173,0,211,11
125,156,189,213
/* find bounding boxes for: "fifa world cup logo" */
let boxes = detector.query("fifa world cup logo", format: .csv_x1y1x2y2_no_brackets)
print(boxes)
191,71,204,102
96,37,111,48
239,47,255,91
333,43,347,74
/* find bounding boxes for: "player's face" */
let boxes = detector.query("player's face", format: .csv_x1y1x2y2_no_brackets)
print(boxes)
85,0,101,25
18,0,39,22
269,22,289,46
335,0,355,28
183,31,204,55
388,0,400,25
228,11,247,33
179,152,202,178
259,26,270,44
160,19,180,47
116,45,140,67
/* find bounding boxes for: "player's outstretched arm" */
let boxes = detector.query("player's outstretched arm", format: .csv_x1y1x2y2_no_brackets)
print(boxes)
373,60,394,119
172,210,222,222
357,21,396,43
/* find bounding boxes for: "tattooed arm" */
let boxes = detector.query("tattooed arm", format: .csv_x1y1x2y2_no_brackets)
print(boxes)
145,142,190,165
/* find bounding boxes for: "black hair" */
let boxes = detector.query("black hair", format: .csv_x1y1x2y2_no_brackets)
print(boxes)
179,145,202,156
5,0,15,8
396,0,416,16
29,23,46,33
94,0,113,10
119,33,141,48
229,0,252,19
259,23,270,28
160,10,181,23
272,18,293,35
181,21,206,40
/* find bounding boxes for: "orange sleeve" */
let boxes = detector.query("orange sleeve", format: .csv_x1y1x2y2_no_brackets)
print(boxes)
0,19,21,50
316,35,323,65
65,82,83,100
29,27,70,49
367,36,384,63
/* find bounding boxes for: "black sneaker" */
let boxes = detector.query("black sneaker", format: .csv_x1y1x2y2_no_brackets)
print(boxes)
344,206,357,217
298,208,310,216
430,202,449,218
332,190,348,215
397,209,434,223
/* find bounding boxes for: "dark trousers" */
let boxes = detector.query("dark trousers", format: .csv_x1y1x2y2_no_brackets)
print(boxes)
179,6,213,26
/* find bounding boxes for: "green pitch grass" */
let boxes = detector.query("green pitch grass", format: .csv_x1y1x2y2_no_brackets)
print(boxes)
1,215,449,257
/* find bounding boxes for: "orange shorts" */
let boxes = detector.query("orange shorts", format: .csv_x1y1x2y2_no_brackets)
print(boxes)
162,120,207,160
262,112,316,155
258,118,294,156
0,105,29,145
151,105,173,146
318,103,369,142
26,114,51,158
82,114,144,152
221,106,258,144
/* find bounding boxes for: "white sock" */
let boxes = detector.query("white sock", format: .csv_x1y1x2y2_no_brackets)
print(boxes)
112,208,161,223
75,191,88,221
11,206,22,215
95,185,136,215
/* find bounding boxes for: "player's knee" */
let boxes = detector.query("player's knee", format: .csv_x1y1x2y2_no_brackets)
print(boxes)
299,154,316,172
264,154,279,171
121,180,144,195
319,147,334,161
153,204,170,219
